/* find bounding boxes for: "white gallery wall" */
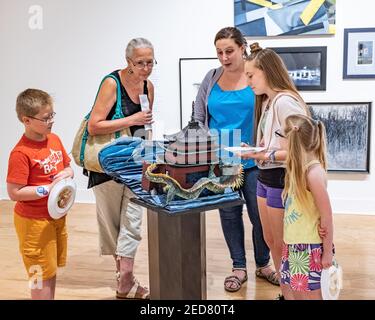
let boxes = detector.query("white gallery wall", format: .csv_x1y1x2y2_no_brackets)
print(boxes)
0,0,374,214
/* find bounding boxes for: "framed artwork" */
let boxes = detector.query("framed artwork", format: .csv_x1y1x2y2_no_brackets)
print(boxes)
271,46,327,90
179,58,220,129
234,0,336,37
343,28,375,79
307,102,371,173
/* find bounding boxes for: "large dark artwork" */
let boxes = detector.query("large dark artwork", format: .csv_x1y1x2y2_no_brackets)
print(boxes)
308,102,371,172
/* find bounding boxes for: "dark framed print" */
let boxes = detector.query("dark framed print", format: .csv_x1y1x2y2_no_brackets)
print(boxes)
179,58,220,129
343,28,375,79
307,102,371,173
271,46,327,91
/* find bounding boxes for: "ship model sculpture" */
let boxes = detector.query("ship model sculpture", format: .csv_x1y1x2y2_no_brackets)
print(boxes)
141,102,243,203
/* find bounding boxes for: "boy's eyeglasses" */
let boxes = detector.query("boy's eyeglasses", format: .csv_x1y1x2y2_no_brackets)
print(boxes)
128,58,157,70
274,129,286,139
29,112,56,124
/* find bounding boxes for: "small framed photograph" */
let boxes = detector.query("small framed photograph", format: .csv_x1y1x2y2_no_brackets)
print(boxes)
307,102,371,173
179,58,220,129
343,28,375,78
271,46,327,91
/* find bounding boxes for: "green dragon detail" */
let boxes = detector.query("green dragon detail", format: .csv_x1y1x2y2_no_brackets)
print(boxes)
145,163,244,203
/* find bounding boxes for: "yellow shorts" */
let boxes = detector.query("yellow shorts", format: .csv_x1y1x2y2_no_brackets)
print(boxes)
14,213,67,281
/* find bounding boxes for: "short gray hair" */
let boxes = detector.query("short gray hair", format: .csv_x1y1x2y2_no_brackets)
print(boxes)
125,38,154,58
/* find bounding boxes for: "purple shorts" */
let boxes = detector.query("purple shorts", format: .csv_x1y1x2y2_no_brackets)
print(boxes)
256,181,284,209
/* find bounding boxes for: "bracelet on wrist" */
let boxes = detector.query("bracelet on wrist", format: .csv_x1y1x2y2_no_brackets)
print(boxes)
270,150,277,162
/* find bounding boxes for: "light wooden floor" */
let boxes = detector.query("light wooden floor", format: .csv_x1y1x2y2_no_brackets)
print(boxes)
1,200,374,300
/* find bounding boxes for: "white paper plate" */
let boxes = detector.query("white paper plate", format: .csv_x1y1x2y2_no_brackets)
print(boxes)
321,264,343,300
48,178,77,219
224,146,266,153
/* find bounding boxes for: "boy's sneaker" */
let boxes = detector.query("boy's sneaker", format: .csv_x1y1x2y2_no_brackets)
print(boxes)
275,294,285,300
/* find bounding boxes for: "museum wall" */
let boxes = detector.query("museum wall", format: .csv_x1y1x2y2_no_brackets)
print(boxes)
1,0,374,214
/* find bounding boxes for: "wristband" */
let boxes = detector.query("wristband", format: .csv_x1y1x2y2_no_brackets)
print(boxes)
269,150,277,163
36,185,49,198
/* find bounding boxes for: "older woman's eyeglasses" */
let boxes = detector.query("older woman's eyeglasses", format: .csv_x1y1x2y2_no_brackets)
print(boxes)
274,129,286,139
29,112,56,124
128,58,157,70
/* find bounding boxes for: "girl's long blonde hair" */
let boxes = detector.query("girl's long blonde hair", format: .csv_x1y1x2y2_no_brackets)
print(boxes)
245,42,310,140
282,114,328,208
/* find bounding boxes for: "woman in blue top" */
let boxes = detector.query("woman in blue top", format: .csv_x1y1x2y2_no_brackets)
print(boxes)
194,27,278,292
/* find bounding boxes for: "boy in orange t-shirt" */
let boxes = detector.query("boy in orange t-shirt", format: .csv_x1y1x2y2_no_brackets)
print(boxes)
6,89,74,300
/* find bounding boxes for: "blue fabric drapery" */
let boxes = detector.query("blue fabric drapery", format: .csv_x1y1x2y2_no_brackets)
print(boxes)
98,137,242,213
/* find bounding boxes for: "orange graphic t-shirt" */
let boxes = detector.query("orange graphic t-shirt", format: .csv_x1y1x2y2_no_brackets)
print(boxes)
7,133,71,219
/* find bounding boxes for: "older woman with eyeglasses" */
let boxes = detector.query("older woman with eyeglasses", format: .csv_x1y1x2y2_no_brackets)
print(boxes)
87,38,156,300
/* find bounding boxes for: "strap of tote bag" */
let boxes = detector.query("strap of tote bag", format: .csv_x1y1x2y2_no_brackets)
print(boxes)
79,74,124,167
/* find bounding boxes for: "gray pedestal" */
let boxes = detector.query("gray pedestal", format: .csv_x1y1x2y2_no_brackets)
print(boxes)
131,198,244,300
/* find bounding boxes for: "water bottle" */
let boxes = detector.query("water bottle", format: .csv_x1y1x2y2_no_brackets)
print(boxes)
139,94,152,131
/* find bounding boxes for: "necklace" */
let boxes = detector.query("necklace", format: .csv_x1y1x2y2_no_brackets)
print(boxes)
121,69,140,89
265,102,271,112
120,70,144,102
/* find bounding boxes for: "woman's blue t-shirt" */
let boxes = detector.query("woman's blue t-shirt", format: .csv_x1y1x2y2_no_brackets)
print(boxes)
208,83,255,169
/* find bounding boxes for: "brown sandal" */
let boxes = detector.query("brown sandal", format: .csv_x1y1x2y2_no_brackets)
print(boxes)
255,265,280,286
224,268,248,292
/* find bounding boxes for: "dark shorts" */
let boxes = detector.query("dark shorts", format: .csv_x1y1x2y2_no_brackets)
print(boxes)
256,181,284,209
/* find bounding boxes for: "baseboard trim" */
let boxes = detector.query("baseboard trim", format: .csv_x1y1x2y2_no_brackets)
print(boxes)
331,197,375,215
75,188,96,203
1,186,375,213
0,186,95,204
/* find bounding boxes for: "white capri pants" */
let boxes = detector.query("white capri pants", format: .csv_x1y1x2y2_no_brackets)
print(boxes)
93,180,143,258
